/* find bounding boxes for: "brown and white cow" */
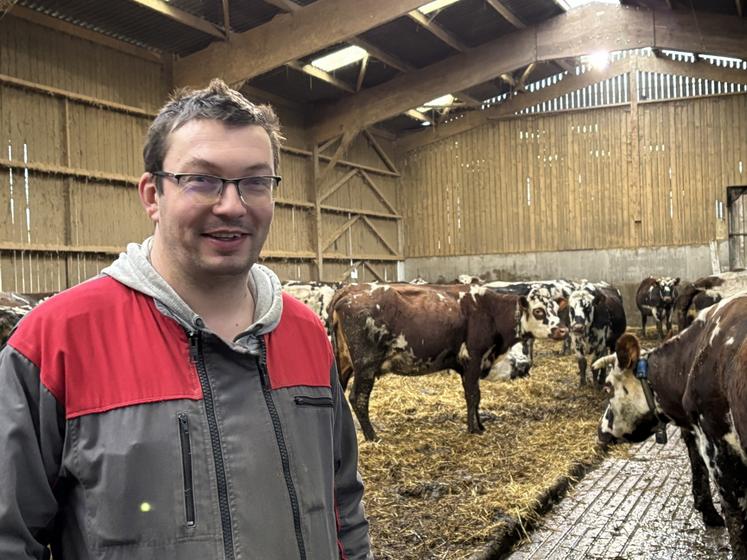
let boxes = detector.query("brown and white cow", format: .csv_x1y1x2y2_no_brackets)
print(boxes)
635,276,680,339
281,280,342,335
595,294,747,558
674,270,747,332
329,282,567,440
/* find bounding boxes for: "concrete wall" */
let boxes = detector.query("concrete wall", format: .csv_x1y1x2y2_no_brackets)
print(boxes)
404,241,729,326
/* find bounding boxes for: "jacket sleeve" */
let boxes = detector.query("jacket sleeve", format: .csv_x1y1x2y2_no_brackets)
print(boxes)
331,361,373,560
0,344,65,559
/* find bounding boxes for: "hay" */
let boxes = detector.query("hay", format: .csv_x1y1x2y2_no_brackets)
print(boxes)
355,336,638,560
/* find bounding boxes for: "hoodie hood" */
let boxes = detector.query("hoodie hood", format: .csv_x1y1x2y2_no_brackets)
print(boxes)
101,237,283,353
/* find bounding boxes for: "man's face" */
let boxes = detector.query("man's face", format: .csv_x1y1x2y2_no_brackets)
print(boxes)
141,120,275,285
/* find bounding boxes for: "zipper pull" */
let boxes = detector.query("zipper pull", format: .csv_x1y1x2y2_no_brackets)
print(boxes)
188,332,199,364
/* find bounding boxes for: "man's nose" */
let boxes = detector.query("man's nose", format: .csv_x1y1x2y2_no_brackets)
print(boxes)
213,182,247,216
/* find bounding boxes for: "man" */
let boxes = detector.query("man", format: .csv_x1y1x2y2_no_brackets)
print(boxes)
0,80,372,560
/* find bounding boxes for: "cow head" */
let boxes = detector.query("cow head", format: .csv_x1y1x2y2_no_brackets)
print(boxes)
568,288,601,335
482,342,532,381
518,287,568,340
657,276,680,305
595,334,660,445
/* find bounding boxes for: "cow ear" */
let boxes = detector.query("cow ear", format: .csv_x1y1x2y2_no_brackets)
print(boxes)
556,297,567,311
593,291,604,305
615,334,640,370
518,295,529,311
674,277,680,286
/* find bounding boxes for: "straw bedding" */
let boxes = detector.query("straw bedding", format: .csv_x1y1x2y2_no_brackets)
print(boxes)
356,330,659,559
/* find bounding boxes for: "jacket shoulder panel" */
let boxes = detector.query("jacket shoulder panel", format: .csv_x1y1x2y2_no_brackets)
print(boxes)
8,276,202,418
265,293,333,389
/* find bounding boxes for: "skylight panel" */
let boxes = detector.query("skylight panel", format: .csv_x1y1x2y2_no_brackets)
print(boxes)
416,93,455,112
310,45,368,72
418,0,460,15
557,0,619,9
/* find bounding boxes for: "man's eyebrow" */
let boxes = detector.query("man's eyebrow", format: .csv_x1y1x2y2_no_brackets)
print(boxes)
180,159,273,175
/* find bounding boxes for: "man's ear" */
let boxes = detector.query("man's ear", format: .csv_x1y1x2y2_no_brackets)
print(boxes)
139,172,160,223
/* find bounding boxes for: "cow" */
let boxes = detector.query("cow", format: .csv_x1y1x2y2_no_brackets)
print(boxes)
281,280,342,335
674,270,747,332
635,276,680,339
329,282,568,440
567,282,626,387
594,294,747,559
0,292,40,346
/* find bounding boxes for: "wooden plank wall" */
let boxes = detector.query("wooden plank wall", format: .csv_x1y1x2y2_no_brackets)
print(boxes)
0,16,165,292
0,15,402,290
399,93,747,258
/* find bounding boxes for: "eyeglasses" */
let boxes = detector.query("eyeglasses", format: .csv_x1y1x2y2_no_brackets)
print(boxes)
152,172,281,207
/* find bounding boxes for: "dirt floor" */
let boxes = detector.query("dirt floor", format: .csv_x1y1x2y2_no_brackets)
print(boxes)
356,329,664,560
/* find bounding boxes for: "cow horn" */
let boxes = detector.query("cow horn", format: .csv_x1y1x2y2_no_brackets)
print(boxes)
592,354,615,370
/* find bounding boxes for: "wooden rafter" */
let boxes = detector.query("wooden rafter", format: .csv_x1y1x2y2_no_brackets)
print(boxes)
311,4,747,141
517,62,537,90
238,83,303,111
356,55,369,92
397,53,747,152
6,7,164,63
407,10,469,52
362,129,399,174
320,129,358,182
174,0,428,86
484,0,526,28
286,61,355,93
320,168,358,202
360,216,399,256
323,216,360,252
359,170,398,215
221,0,230,33
129,0,225,39
405,109,430,122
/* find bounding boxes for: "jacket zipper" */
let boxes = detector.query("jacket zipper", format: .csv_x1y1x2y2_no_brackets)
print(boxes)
294,395,334,407
177,413,196,527
189,332,235,560
258,337,307,560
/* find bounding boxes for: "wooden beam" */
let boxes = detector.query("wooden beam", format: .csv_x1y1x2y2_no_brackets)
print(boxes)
311,4,747,141
238,83,304,111
405,109,430,122
484,0,526,28
321,204,401,220
323,215,360,252
262,0,301,11
5,7,164,63
320,129,358,181
363,129,399,174
129,0,225,39
360,216,399,256
0,158,139,186
356,55,369,92
286,61,355,93
407,10,469,52
640,55,747,85
312,144,324,280
0,73,156,118
359,170,398,215
282,145,400,177
222,0,231,33
319,168,359,202
350,37,412,73
737,0,743,18
517,62,536,89
174,0,429,87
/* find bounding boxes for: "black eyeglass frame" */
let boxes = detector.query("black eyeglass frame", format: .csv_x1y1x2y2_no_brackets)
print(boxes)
151,171,282,205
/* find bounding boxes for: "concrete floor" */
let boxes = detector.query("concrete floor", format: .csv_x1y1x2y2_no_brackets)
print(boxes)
505,426,733,560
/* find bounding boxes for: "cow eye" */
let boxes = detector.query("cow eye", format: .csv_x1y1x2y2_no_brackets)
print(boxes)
532,309,546,319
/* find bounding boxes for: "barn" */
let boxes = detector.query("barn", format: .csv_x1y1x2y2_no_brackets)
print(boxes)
1,0,746,558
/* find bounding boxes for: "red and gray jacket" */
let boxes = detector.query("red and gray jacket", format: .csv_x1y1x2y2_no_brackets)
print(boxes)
0,245,371,560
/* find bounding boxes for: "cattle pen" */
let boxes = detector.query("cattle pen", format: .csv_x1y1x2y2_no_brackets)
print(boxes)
2,1,747,559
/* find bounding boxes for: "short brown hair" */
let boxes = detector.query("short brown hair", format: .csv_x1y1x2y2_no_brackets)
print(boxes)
143,79,284,186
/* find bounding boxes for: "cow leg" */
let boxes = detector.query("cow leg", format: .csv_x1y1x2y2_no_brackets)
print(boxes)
656,319,664,340
577,355,588,386
640,313,647,337
681,428,724,527
722,500,747,560
461,370,484,434
348,371,378,441
561,335,572,356
712,440,747,558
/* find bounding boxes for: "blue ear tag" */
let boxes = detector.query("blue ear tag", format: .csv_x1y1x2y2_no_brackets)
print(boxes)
635,358,649,379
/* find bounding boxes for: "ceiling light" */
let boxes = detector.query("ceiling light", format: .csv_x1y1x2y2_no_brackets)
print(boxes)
416,93,455,112
586,51,609,70
310,45,368,72
418,0,460,15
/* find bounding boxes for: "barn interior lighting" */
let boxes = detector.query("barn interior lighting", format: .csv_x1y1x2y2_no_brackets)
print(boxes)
557,0,618,8
416,93,455,112
310,45,368,72
587,51,609,70
418,0,460,15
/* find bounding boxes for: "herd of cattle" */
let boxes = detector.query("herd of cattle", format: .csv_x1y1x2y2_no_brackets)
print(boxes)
1,270,747,557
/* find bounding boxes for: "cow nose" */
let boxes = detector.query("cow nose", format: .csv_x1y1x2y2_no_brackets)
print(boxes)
572,323,585,334
551,326,568,340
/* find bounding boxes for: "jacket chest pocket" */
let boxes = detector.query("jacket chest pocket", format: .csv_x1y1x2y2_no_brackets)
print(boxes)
293,395,333,408
71,403,217,549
